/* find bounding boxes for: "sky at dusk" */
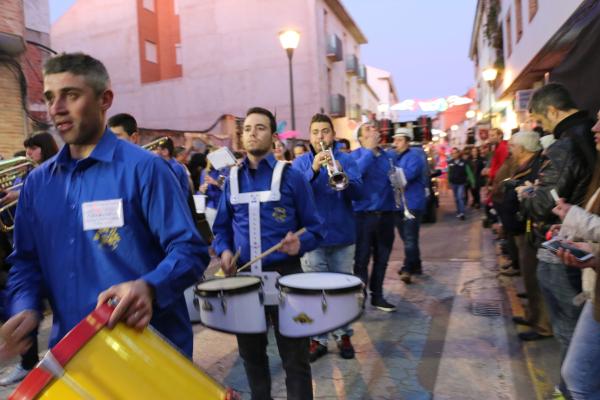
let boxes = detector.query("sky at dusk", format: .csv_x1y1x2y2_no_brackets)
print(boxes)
49,0,477,101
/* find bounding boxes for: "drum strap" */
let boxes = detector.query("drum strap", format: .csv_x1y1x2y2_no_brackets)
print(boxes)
229,161,286,273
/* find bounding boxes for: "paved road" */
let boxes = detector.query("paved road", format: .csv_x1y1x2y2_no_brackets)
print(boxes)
0,192,561,399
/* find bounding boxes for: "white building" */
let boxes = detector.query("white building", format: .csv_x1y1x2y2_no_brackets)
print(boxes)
51,0,375,141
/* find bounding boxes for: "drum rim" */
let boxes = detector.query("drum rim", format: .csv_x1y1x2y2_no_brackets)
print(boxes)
277,272,364,294
195,276,262,297
198,320,268,335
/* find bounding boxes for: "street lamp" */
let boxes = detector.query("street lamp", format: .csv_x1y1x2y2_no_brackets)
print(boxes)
279,30,300,130
482,67,498,124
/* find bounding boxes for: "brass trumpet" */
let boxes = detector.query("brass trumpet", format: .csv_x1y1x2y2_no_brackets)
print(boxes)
319,141,348,191
0,157,37,232
142,137,169,151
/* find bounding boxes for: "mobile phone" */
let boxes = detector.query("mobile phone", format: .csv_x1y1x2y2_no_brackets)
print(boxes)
550,189,560,204
542,239,594,262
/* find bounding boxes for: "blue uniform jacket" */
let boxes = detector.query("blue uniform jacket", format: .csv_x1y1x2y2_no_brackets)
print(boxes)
212,154,323,266
350,147,396,212
292,143,362,246
393,148,427,211
6,129,208,356
168,158,191,195
200,168,226,209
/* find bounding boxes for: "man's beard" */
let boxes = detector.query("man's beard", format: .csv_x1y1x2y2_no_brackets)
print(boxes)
248,147,270,157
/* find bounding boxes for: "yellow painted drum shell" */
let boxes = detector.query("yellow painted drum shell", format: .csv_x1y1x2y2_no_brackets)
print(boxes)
30,324,228,400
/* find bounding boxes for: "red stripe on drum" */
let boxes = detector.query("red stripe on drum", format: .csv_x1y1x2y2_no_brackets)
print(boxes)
8,367,53,400
51,303,113,366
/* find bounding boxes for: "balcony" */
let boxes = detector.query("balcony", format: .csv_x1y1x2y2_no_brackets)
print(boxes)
330,94,346,117
348,103,362,120
346,54,360,75
358,64,367,83
326,34,343,62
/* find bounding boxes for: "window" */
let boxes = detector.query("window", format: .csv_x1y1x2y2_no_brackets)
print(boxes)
143,0,154,12
175,44,182,65
505,10,513,57
528,0,538,22
515,0,523,42
145,41,157,63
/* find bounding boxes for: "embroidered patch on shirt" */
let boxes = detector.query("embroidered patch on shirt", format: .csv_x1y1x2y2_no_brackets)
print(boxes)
93,227,121,251
272,207,287,223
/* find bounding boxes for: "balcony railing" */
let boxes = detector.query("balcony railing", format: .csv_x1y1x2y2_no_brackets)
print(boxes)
348,103,362,120
326,34,343,62
330,94,346,117
358,64,367,83
346,54,360,75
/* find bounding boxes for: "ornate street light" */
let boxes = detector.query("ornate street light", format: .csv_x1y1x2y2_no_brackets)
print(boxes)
279,30,300,130
482,67,498,123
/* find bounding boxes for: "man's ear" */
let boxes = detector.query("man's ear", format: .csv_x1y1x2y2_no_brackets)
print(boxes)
99,89,114,112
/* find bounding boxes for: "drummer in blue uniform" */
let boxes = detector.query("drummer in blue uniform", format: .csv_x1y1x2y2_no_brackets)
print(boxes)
212,107,323,400
291,113,362,362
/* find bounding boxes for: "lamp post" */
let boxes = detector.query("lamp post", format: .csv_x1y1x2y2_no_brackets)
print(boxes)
279,30,300,130
482,67,498,125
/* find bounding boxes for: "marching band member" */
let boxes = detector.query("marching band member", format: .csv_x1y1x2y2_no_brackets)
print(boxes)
391,128,427,284
199,161,227,227
108,112,140,144
212,107,323,400
154,137,194,195
291,113,362,362
351,122,397,312
0,53,208,359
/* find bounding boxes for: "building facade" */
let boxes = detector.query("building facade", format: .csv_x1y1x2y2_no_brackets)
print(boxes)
51,0,375,141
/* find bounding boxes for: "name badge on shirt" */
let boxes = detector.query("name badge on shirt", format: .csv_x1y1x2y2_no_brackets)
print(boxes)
82,199,124,231
193,194,206,213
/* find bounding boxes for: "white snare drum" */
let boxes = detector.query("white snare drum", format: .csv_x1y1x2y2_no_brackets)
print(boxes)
184,286,201,323
277,272,364,338
195,276,266,334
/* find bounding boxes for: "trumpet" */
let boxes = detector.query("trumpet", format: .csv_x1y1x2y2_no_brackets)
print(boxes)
387,159,415,220
0,157,37,232
319,141,348,191
142,136,169,151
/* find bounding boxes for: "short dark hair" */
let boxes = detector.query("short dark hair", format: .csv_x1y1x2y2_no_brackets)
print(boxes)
23,132,59,162
309,113,335,134
245,107,276,134
528,83,578,115
108,113,138,136
157,137,175,157
43,52,110,96
338,138,350,149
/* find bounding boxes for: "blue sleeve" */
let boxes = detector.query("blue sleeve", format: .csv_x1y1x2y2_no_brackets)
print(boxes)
292,155,317,183
287,169,324,255
400,153,424,183
178,165,191,195
339,153,363,201
352,148,377,176
137,157,209,310
6,178,44,317
212,179,235,256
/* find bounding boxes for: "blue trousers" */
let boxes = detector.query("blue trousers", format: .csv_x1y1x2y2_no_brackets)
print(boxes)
450,183,466,215
395,210,423,274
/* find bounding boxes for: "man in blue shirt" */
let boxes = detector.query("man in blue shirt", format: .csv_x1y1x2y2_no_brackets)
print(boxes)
292,113,362,362
108,112,140,145
213,107,323,400
0,53,208,358
351,122,397,312
391,128,427,284
155,137,193,195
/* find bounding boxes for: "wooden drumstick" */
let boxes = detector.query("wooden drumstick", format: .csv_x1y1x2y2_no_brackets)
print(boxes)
237,228,306,273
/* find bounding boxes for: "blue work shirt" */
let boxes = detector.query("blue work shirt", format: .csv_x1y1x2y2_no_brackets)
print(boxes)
392,148,427,211
200,168,226,209
350,147,396,212
168,158,191,195
6,129,208,357
292,143,362,247
212,153,323,267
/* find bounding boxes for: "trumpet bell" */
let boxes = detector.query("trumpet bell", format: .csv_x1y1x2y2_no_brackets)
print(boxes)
329,172,348,191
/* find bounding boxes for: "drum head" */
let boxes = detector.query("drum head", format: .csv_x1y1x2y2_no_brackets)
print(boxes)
278,272,362,293
195,276,261,297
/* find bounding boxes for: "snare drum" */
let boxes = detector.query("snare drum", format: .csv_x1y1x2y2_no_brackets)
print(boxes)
277,272,364,338
195,276,266,334
10,303,236,400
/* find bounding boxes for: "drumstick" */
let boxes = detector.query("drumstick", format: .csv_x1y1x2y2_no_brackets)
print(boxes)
237,228,306,273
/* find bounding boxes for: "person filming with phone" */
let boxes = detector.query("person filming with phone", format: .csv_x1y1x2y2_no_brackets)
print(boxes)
548,108,600,399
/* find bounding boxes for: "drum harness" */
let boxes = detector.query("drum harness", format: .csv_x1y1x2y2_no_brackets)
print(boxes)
229,160,286,305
